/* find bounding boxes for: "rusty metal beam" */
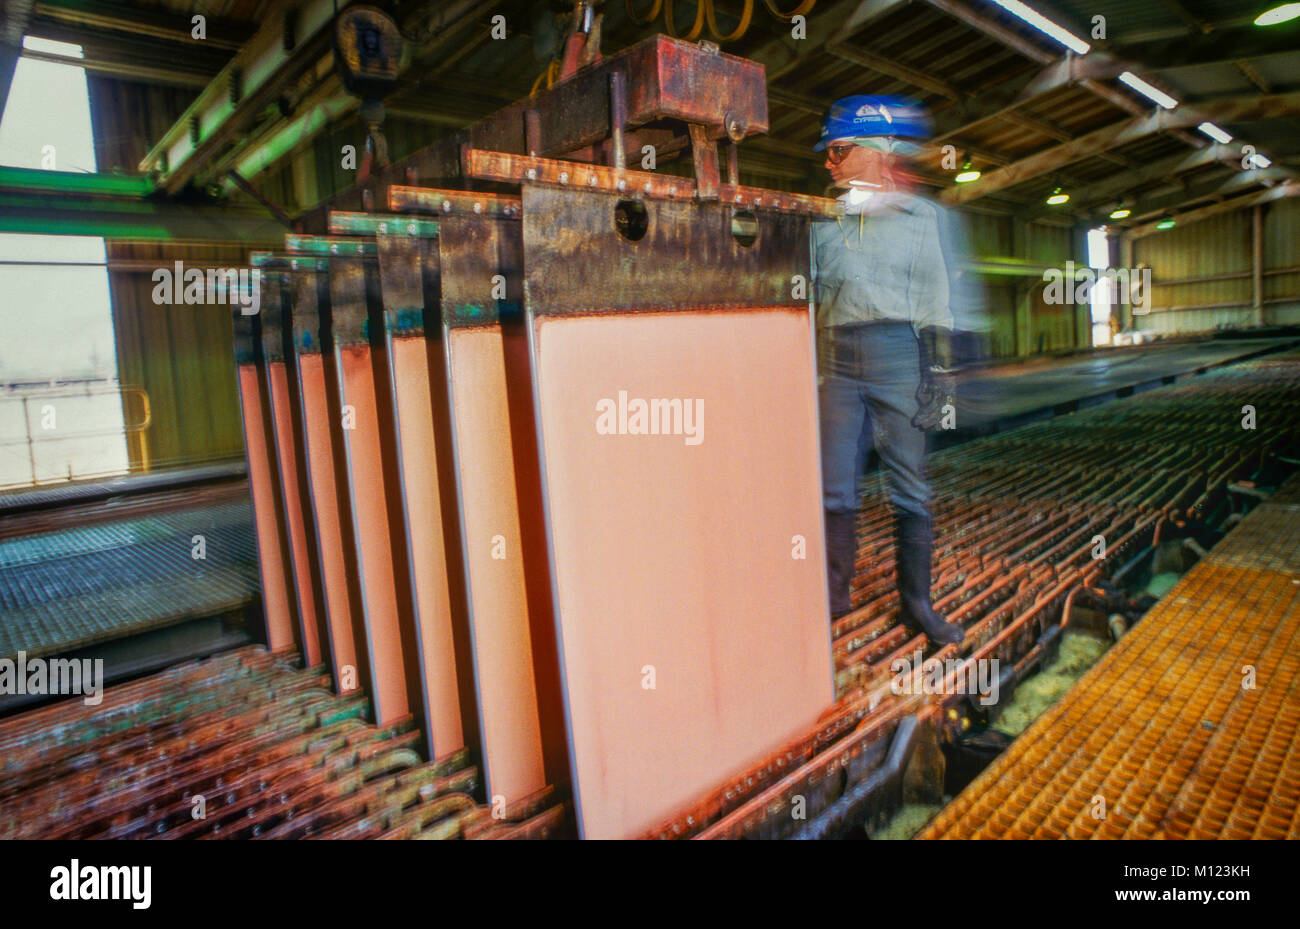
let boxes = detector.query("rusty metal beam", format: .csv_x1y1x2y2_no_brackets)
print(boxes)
300,34,772,227
460,149,841,215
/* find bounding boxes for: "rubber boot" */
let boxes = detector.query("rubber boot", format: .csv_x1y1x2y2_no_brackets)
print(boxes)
825,509,858,620
895,511,964,645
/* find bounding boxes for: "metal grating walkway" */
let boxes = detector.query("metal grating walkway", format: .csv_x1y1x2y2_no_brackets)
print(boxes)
0,498,258,659
920,474,1300,839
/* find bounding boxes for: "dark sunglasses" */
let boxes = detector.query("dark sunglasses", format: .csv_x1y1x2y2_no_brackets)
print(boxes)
825,143,856,165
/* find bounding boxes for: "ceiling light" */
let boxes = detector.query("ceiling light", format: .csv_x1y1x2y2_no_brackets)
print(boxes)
1255,3,1300,26
1119,72,1179,109
955,160,981,183
1156,215,1176,230
1046,187,1070,205
1197,122,1233,144
989,0,1091,54
1247,151,1272,168
1109,206,1131,219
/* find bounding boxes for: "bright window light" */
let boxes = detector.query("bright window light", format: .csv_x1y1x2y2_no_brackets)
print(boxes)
21,36,84,59
1255,3,1300,26
1119,72,1179,109
1197,122,1233,143
1247,151,1272,168
1087,227,1111,346
0,46,129,487
988,0,1091,54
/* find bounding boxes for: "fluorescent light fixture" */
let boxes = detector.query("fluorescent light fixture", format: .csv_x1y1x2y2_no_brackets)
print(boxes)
1156,216,1176,230
1255,3,1300,26
1247,151,1272,168
989,0,1091,54
955,161,980,183
1109,207,1131,219
1119,71,1178,109
1197,122,1233,144
21,36,84,59
1046,187,1069,205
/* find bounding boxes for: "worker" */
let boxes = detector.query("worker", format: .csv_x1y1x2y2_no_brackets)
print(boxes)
812,94,965,646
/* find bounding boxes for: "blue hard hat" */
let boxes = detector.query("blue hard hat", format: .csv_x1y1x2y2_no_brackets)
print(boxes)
814,95,932,151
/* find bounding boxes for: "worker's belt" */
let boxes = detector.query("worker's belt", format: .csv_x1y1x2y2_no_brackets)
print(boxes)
819,321,914,375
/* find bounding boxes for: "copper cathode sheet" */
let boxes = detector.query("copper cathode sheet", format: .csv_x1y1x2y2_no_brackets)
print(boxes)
298,353,363,693
338,344,411,725
268,361,323,668
391,335,466,757
237,363,296,653
446,326,548,805
530,309,834,839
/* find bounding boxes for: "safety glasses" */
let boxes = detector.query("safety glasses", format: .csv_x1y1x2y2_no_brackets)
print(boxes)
824,144,856,165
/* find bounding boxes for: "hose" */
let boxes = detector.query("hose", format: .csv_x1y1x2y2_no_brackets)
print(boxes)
664,0,706,40
625,0,664,25
630,0,789,42
706,0,754,40
530,59,561,96
763,0,817,18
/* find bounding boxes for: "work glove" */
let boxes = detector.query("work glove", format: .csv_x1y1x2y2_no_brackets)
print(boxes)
912,326,957,431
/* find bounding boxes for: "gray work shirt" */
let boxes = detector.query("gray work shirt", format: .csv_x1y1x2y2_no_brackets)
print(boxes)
811,190,955,334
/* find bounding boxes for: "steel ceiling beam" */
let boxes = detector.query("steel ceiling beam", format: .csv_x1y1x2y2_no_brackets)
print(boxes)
1126,180,1300,238
940,91,1300,205
917,1,1210,147
139,0,341,193
1109,24,1300,73
0,0,33,125
1049,143,1235,213
31,0,254,51
826,41,960,99
1118,167,1292,226
19,43,216,88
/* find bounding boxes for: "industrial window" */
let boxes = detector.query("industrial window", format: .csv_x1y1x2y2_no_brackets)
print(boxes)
0,37,129,488
1087,226,1112,347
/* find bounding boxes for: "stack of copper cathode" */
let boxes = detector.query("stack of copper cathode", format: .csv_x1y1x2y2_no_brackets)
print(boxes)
3,32,1298,841
4,35,840,840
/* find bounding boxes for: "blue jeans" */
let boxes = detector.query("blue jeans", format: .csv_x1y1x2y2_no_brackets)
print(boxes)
819,322,930,517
